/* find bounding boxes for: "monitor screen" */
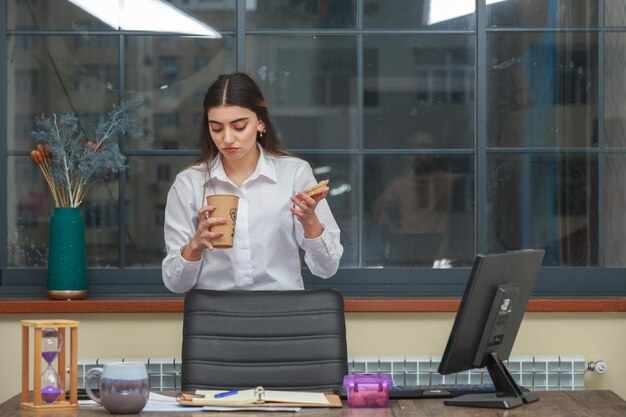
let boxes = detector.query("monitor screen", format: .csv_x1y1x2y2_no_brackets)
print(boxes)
438,249,545,409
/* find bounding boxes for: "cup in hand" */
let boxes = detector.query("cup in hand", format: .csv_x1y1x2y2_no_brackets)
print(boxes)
206,194,239,248
84,362,149,414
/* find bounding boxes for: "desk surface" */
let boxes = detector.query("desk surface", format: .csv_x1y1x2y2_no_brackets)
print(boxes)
2,391,626,417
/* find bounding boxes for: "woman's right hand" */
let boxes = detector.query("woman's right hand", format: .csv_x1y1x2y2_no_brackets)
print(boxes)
181,205,227,261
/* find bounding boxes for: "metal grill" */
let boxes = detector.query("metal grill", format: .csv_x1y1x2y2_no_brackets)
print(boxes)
77,354,587,391
348,354,587,390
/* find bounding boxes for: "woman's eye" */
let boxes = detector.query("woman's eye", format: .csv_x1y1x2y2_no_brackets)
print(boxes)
211,128,223,133
232,123,247,131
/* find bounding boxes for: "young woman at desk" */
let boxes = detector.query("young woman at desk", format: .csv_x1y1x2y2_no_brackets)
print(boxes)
162,72,343,293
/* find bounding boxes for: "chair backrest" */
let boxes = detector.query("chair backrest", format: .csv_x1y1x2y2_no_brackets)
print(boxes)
181,288,348,391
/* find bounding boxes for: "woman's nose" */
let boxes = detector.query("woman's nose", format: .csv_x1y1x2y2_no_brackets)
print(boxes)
223,128,235,144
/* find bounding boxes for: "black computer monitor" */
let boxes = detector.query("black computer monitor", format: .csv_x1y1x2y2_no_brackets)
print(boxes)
438,249,545,409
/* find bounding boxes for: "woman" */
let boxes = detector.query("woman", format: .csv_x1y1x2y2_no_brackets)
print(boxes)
162,72,343,293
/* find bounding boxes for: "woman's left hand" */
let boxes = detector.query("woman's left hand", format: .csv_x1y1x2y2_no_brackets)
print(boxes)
291,187,328,238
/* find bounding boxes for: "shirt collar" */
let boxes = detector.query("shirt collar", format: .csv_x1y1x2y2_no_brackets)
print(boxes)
206,144,278,185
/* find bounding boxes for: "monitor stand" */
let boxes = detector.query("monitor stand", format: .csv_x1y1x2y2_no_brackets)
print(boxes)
444,352,539,409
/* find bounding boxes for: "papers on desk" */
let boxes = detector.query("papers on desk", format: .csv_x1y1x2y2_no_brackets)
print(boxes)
177,388,342,408
143,392,196,412
202,406,301,412
79,392,299,413
195,389,329,405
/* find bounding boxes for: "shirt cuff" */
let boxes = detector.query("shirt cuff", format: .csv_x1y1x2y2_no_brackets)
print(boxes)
177,245,203,264
301,224,330,252
173,246,203,278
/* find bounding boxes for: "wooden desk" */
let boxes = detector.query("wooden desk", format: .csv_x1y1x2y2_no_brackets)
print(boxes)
2,390,625,417
0,391,626,417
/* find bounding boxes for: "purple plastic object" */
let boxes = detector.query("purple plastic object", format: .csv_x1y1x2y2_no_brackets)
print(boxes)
342,373,392,408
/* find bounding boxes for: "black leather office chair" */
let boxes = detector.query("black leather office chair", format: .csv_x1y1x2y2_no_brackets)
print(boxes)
181,288,348,391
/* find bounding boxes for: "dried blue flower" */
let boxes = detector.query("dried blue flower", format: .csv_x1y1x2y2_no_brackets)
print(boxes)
31,98,142,207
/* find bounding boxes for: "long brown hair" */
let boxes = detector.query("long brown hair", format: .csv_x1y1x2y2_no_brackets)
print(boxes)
196,72,291,167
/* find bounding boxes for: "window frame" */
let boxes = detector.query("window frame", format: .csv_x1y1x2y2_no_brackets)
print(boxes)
1,0,625,299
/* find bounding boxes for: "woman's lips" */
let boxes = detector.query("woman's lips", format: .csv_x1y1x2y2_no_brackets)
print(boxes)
223,147,238,153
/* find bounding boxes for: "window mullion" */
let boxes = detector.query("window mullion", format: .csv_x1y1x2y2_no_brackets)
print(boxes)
475,0,487,254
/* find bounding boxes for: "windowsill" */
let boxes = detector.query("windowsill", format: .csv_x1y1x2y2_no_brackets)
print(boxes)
0,297,625,314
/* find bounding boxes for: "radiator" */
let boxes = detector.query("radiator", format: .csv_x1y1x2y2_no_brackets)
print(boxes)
76,354,588,391
349,355,588,391
77,357,181,391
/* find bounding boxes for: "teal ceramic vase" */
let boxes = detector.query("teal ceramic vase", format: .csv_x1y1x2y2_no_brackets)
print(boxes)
47,207,88,300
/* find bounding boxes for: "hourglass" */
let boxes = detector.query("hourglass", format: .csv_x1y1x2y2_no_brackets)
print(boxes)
21,319,79,411
41,328,63,403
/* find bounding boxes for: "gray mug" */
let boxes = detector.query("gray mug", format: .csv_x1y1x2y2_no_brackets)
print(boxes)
84,362,149,414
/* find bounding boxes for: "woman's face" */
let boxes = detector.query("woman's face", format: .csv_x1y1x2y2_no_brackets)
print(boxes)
207,105,264,165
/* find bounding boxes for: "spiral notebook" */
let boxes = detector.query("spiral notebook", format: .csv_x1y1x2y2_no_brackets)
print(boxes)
177,387,342,408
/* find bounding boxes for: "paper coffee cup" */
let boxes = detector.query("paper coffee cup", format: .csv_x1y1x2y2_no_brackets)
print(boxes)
206,194,239,248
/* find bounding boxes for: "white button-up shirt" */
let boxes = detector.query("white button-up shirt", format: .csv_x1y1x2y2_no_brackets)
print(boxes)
161,147,343,293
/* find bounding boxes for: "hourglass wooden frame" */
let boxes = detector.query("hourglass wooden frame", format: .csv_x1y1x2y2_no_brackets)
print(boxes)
20,319,79,411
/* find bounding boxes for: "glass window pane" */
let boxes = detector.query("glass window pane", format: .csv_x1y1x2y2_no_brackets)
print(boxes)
166,0,236,31
605,1,626,26
8,0,235,31
605,154,626,266
487,32,598,147
604,33,626,147
487,154,598,266
364,35,474,149
364,154,475,267
125,35,236,150
364,0,475,30
247,35,357,149
8,0,112,30
8,156,120,267
247,0,355,29
82,183,121,267
7,156,51,267
125,156,196,267
8,35,119,152
487,0,599,28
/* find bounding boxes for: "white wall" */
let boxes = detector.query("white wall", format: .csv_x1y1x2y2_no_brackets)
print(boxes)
1,312,624,403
